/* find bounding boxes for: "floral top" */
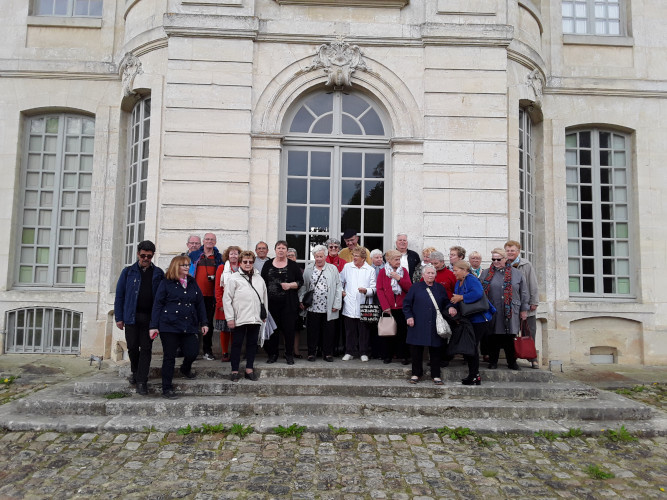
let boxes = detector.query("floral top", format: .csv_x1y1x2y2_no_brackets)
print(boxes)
309,268,329,314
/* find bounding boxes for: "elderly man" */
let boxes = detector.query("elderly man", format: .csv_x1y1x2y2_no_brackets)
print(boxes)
114,240,164,395
395,233,421,282
338,229,371,264
188,233,223,360
505,240,540,368
186,235,201,255
254,241,270,272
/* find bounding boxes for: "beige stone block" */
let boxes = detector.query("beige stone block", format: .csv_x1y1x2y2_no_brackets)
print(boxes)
437,0,496,15
163,132,251,158
161,180,249,207
158,231,249,257
569,317,642,365
516,5,541,51
424,46,507,71
423,213,508,239
164,108,251,133
442,188,507,214
165,83,252,110
423,165,507,189
159,205,249,231
424,93,507,118
424,69,507,93
168,37,253,62
425,117,507,142
162,157,250,182
168,60,253,86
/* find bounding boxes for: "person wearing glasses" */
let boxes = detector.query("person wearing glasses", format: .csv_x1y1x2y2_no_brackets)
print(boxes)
182,234,201,256
223,251,268,381
149,256,209,399
114,241,165,396
325,238,346,272
480,247,530,370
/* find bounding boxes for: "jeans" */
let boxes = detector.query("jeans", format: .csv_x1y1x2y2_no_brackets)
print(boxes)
124,312,153,384
160,331,198,392
231,324,260,372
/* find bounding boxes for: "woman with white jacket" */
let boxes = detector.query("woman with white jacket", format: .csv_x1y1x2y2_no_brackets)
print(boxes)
223,250,268,381
298,245,343,362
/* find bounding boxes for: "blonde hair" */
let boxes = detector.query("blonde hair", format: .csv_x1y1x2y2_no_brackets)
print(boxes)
504,240,521,250
351,246,367,259
166,255,190,280
453,260,471,272
491,247,506,258
422,246,437,259
385,249,401,261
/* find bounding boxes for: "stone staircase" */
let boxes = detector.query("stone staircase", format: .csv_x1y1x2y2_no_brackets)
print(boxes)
2,357,666,435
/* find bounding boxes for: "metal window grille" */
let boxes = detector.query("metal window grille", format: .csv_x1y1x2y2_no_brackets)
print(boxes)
5,307,81,354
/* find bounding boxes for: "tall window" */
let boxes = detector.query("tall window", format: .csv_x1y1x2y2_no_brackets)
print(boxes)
17,114,93,287
519,109,535,263
124,98,150,265
562,0,622,35
566,129,632,297
283,91,390,263
32,0,102,17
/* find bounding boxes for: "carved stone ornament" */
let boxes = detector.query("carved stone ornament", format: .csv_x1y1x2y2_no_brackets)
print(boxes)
526,68,544,106
305,40,369,88
120,53,143,97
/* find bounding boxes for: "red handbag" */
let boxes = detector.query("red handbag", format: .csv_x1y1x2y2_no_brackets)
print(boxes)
514,320,537,360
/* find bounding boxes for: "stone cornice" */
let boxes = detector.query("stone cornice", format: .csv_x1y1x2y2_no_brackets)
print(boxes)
421,23,514,47
162,13,259,39
126,36,169,58
274,0,408,6
0,70,118,81
544,87,667,99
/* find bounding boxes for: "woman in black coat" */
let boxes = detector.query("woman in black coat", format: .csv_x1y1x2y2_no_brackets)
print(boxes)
150,255,209,399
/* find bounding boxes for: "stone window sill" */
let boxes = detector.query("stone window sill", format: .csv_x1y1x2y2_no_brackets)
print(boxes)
563,34,633,47
27,15,102,29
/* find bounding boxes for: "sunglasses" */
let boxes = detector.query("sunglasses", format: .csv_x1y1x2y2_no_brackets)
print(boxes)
241,260,254,264
491,258,503,262
138,254,153,260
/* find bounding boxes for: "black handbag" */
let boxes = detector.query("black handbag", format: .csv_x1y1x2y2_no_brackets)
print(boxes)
359,297,381,324
459,294,490,316
446,317,477,357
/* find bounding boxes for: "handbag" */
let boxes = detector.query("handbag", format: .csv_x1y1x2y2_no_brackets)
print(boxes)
426,288,451,340
447,318,477,357
301,269,324,309
359,297,381,324
459,294,490,316
377,311,397,337
514,320,537,359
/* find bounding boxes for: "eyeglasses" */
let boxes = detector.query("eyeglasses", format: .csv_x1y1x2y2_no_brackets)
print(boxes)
328,246,339,249
241,260,254,264
138,254,153,260
491,258,503,262
179,264,190,267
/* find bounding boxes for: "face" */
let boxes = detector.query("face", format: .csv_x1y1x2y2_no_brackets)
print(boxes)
287,251,297,261
372,254,384,267
203,233,216,250
422,252,431,264
178,261,190,278
228,249,239,264
240,256,254,273
187,237,201,253
344,235,359,249
389,255,401,269
422,267,436,284
396,235,408,252
432,259,445,271
505,245,519,262
255,243,268,259
275,244,287,259
314,251,326,267
352,252,364,267
137,251,154,269
449,250,461,265
328,242,340,257
491,253,506,268
469,255,482,268
452,266,468,280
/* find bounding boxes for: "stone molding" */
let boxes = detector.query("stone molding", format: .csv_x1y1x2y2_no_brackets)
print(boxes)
162,13,259,39
274,0,408,6
304,40,369,88
0,71,118,81
120,53,143,97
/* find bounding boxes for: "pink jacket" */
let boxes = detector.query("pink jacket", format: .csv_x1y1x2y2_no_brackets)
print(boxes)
376,267,412,311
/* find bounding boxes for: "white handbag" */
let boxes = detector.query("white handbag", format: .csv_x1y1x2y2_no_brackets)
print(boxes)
426,288,452,340
377,311,397,337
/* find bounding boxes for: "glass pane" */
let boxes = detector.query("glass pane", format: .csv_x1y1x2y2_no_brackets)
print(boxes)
342,94,369,117
286,206,307,232
67,117,81,134
568,259,580,274
341,180,362,205
617,278,630,295
566,186,578,201
309,207,329,231
614,169,627,184
25,191,38,206
617,259,629,275
75,229,88,245
567,203,579,218
575,20,587,33
568,240,579,256
579,150,591,166
341,115,362,135
364,209,383,233
567,222,579,237
365,154,385,178
20,248,34,263
290,107,315,133
306,93,333,116
74,248,87,264
35,267,49,283
340,207,361,231
81,137,94,153
613,135,625,149
310,179,330,205
569,277,580,293
616,223,628,238
29,136,42,151
44,136,57,152
615,187,627,202
46,117,59,133
76,211,90,226
285,234,306,260
65,137,79,153
613,151,626,167
563,19,574,33
72,268,86,284
31,118,45,133
616,241,629,256
359,109,384,136
287,178,307,203
364,180,384,206
565,151,577,166
342,153,362,178
312,114,333,134
22,228,35,244
36,247,49,264
19,266,33,283
83,118,95,135
311,152,330,177
79,173,92,189
58,248,72,264
364,236,384,253
562,3,573,16
23,209,37,225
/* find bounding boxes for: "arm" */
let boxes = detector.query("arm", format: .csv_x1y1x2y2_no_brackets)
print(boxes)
527,262,539,311
332,269,343,312
114,267,128,328
376,271,391,311
215,265,225,313
149,280,167,334
298,267,311,302
402,286,415,324
461,275,483,303
518,273,530,320
398,268,412,293
193,282,209,334
366,266,376,297
222,276,237,325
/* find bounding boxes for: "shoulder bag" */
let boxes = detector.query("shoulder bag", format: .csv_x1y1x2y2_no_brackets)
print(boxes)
514,320,537,359
301,269,324,309
459,294,490,316
426,287,451,340
242,274,267,321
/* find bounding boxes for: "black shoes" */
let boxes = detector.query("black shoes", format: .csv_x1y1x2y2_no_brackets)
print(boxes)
508,362,521,371
401,359,410,365
244,372,257,381
266,355,278,364
128,374,137,385
136,382,148,395
383,358,392,364
462,374,481,386
180,368,197,379
488,363,498,369
162,389,178,399
230,372,240,382
307,355,316,362
286,355,294,365
324,356,334,362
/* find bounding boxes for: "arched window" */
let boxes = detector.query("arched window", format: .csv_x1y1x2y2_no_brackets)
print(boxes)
281,90,391,263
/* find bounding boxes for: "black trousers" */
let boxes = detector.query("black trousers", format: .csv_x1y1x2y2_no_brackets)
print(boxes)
381,308,409,361
124,312,153,384
343,316,370,357
265,302,298,357
463,322,490,377
160,332,198,392
488,333,517,366
231,324,260,372
306,312,335,357
410,344,442,379
200,296,216,355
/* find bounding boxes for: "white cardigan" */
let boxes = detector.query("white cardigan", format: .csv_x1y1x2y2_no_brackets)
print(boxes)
222,271,268,326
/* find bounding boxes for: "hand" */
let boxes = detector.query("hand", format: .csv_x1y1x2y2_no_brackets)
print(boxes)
227,320,235,330
149,329,159,340
201,326,209,335
280,282,293,291
332,308,338,312
358,287,367,294
450,294,463,304
300,302,305,310
116,321,124,330
448,307,457,317
406,318,415,327
389,272,400,280
520,311,528,321
342,291,346,298
530,304,538,312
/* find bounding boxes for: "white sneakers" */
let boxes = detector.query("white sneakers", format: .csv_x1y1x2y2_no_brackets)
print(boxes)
360,355,369,362
342,354,353,361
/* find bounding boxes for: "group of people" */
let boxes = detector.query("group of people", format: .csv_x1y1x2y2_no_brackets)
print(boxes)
114,230,539,398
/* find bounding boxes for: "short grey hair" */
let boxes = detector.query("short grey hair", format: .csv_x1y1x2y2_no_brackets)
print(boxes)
422,263,436,272
429,251,445,263
312,245,327,256
287,247,297,255
187,234,201,242
370,249,383,259
396,232,408,239
325,238,341,247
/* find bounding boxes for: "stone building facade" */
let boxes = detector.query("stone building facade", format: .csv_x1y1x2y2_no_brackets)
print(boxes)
0,0,665,365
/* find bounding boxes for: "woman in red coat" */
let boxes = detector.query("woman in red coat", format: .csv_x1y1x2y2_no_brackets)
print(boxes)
376,249,412,364
214,245,242,362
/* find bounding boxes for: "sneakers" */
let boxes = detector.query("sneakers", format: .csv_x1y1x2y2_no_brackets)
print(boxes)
342,354,353,361
203,353,215,361
360,355,369,362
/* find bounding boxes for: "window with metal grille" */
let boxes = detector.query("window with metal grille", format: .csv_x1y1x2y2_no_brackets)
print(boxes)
4,307,81,354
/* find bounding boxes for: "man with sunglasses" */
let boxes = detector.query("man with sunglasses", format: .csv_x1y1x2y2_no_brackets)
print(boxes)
114,240,165,395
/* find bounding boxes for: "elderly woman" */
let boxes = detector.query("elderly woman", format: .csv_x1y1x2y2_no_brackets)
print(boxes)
411,246,436,283
325,238,346,272
215,245,242,363
402,264,447,384
468,251,483,279
150,256,208,399
370,249,384,277
428,251,456,298
223,250,268,381
261,240,303,364
298,245,343,362
447,261,495,385
377,249,412,365
340,246,376,361
480,247,530,370
449,246,466,270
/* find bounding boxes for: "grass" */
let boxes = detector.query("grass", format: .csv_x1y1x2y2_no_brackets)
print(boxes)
605,425,638,442
176,423,227,435
273,423,307,438
104,391,130,399
1,376,18,387
328,424,348,435
436,426,474,440
560,428,583,438
613,383,666,411
143,425,158,433
534,430,559,441
482,470,498,478
228,423,254,439
585,464,615,480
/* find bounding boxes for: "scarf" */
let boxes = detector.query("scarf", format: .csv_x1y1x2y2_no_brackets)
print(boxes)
471,267,481,278
179,278,188,289
384,262,404,295
482,265,512,329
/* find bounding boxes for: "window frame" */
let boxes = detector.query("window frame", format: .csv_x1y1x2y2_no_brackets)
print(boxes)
31,0,103,18
4,307,82,354
519,108,535,264
561,0,627,37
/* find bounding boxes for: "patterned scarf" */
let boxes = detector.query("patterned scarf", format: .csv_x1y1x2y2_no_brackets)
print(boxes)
482,265,513,329
383,262,404,295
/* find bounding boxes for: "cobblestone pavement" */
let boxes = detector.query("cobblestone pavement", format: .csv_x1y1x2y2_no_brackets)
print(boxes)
0,430,665,499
